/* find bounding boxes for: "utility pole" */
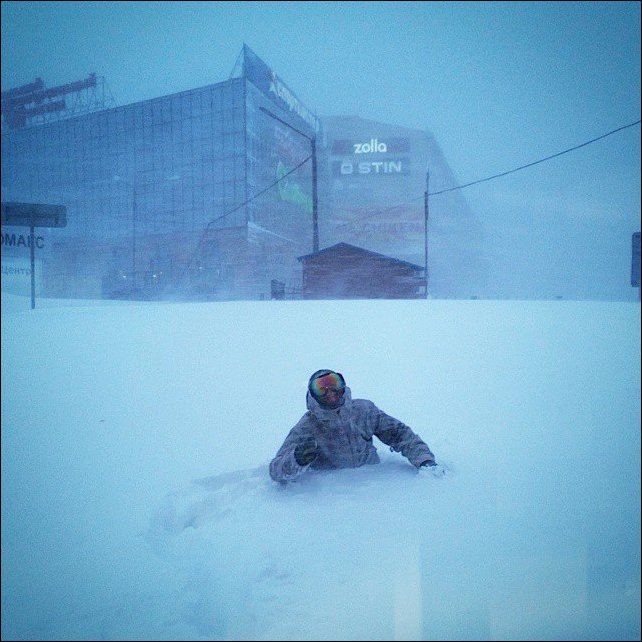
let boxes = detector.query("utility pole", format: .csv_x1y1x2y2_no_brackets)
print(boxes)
311,136,318,252
132,183,137,290
424,170,429,298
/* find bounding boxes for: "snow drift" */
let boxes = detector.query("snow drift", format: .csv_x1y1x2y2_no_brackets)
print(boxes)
1,293,640,640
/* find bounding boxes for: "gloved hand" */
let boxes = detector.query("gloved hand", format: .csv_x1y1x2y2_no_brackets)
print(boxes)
294,437,318,466
418,460,446,477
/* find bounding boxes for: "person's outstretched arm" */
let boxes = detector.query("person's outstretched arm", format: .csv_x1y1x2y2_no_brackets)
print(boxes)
269,417,318,482
372,405,435,467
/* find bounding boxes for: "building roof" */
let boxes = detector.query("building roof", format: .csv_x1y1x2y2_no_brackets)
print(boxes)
297,242,424,271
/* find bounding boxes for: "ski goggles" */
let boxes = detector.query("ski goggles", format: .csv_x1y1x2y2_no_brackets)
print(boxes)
309,372,345,398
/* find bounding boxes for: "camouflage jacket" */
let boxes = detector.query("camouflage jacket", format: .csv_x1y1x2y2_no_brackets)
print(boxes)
269,387,435,482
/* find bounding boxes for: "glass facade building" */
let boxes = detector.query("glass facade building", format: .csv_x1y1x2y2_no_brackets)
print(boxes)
2,45,480,300
2,46,318,300
320,115,484,298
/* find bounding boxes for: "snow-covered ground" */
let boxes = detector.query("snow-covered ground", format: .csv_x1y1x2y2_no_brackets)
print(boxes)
1,292,640,641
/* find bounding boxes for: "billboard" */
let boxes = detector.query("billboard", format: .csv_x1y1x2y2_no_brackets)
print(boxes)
245,62,317,251
243,45,319,134
1,202,66,228
331,137,410,155
332,159,410,177
330,137,411,178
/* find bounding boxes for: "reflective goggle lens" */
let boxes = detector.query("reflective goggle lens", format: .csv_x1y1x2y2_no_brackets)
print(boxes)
310,373,345,397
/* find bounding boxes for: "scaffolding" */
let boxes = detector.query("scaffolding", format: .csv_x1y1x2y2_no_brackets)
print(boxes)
1,74,116,131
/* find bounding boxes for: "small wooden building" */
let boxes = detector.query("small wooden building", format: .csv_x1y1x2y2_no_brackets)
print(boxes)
297,242,426,299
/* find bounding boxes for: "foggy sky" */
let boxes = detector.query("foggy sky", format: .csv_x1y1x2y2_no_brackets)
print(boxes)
1,0,640,300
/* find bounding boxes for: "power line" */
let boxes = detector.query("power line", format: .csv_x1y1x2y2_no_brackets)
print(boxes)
171,154,312,291
207,154,312,227
428,119,641,196
337,118,641,230
172,118,639,291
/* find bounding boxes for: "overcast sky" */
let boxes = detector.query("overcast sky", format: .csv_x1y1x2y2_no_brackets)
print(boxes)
2,0,640,298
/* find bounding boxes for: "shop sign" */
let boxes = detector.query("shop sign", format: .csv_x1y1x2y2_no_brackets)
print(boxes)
332,159,410,176
244,45,319,133
1,231,45,249
331,138,410,155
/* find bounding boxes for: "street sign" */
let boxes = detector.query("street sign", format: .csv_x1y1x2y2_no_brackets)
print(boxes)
1,202,67,228
1,202,67,309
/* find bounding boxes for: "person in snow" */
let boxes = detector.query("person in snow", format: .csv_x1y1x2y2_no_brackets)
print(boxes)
269,369,445,483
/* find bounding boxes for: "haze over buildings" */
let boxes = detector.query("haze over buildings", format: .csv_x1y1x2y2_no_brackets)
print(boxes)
1,1,640,301
2,45,482,301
